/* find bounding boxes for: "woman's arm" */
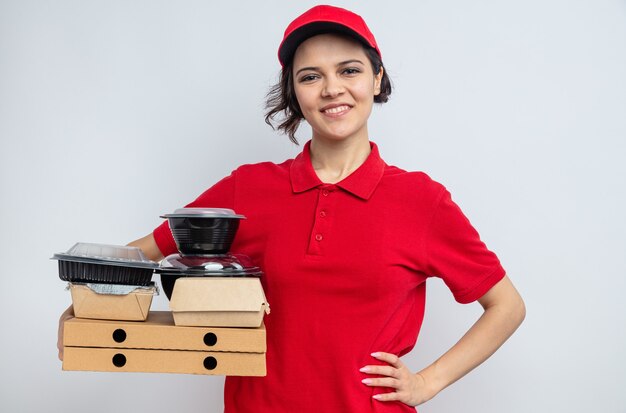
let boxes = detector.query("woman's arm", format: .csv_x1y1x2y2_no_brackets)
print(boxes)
360,275,526,406
57,232,164,361
127,233,164,262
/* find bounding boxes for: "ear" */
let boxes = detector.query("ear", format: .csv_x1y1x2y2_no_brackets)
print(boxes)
374,66,384,96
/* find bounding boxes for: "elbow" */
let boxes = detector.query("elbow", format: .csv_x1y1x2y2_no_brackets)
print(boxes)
508,290,526,331
479,275,526,328
514,295,526,328
502,276,526,328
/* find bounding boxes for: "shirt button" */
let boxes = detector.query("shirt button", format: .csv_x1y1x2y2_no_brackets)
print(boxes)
315,234,323,241
319,210,327,218
322,189,329,197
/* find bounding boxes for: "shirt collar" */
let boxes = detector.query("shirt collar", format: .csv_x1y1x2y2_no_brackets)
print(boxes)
290,140,386,200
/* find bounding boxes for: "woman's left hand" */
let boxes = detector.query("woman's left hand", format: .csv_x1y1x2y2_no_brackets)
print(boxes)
360,352,434,406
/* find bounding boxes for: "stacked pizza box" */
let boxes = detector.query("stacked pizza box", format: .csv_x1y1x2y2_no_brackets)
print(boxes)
63,309,267,376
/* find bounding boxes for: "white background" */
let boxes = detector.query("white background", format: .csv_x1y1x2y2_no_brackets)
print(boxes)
1,1,625,412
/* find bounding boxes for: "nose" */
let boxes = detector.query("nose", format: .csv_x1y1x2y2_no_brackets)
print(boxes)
321,75,344,98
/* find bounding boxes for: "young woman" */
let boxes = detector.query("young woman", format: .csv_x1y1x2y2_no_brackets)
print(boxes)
59,5,525,412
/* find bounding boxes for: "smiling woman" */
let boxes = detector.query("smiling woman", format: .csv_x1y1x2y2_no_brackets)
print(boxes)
57,4,525,413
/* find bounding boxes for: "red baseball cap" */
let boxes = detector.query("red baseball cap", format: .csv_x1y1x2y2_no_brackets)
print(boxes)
277,5,381,67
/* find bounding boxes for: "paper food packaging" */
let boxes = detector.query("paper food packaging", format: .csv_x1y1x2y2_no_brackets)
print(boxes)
169,277,270,327
63,311,266,352
63,347,266,376
69,283,157,321
63,311,266,376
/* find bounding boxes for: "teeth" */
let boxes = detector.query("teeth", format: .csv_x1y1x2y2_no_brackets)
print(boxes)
324,105,349,114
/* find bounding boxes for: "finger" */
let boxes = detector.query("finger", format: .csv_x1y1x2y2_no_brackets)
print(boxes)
371,352,403,368
362,377,400,389
359,365,399,378
372,391,400,402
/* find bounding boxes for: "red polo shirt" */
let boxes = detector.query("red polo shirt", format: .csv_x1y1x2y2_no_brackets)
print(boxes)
153,141,505,413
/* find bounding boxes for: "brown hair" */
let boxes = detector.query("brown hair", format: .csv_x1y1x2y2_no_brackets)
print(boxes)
264,46,392,145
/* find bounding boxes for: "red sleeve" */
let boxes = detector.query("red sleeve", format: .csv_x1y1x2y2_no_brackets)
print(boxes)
425,188,505,304
152,171,237,257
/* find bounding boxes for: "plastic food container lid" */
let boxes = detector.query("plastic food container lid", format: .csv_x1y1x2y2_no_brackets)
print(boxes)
157,253,261,276
52,242,159,269
160,208,246,219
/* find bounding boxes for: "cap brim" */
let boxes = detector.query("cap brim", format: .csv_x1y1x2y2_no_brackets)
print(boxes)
278,21,373,66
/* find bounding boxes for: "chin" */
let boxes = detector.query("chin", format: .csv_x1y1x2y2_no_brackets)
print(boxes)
313,127,366,143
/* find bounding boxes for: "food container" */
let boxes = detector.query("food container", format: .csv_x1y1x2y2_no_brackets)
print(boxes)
68,282,158,321
52,243,158,286
156,253,262,300
161,208,246,255
169,277,270,328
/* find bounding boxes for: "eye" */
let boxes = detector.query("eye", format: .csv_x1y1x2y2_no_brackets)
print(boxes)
342,67,361,76
298,73,319,83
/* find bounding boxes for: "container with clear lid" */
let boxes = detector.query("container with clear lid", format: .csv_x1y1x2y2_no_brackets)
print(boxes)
52,242,158,286
161,208,246,255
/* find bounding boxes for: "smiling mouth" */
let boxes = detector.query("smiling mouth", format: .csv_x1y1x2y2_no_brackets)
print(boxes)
322,105,351,115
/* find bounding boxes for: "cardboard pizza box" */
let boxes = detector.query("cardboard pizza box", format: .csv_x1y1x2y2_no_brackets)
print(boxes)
63,347,266,376
63,311,266,353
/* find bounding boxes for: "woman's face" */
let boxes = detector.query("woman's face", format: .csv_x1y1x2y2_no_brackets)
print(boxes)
292,33,383,144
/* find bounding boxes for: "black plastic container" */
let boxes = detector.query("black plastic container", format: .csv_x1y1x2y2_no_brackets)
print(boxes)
52,243,158,286
161,208,245,255
57,260,154,286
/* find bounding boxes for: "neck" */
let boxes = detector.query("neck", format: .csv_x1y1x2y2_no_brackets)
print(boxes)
309,137,371,184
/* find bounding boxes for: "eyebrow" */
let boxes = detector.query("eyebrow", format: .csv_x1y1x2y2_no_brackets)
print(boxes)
295,59,366,76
